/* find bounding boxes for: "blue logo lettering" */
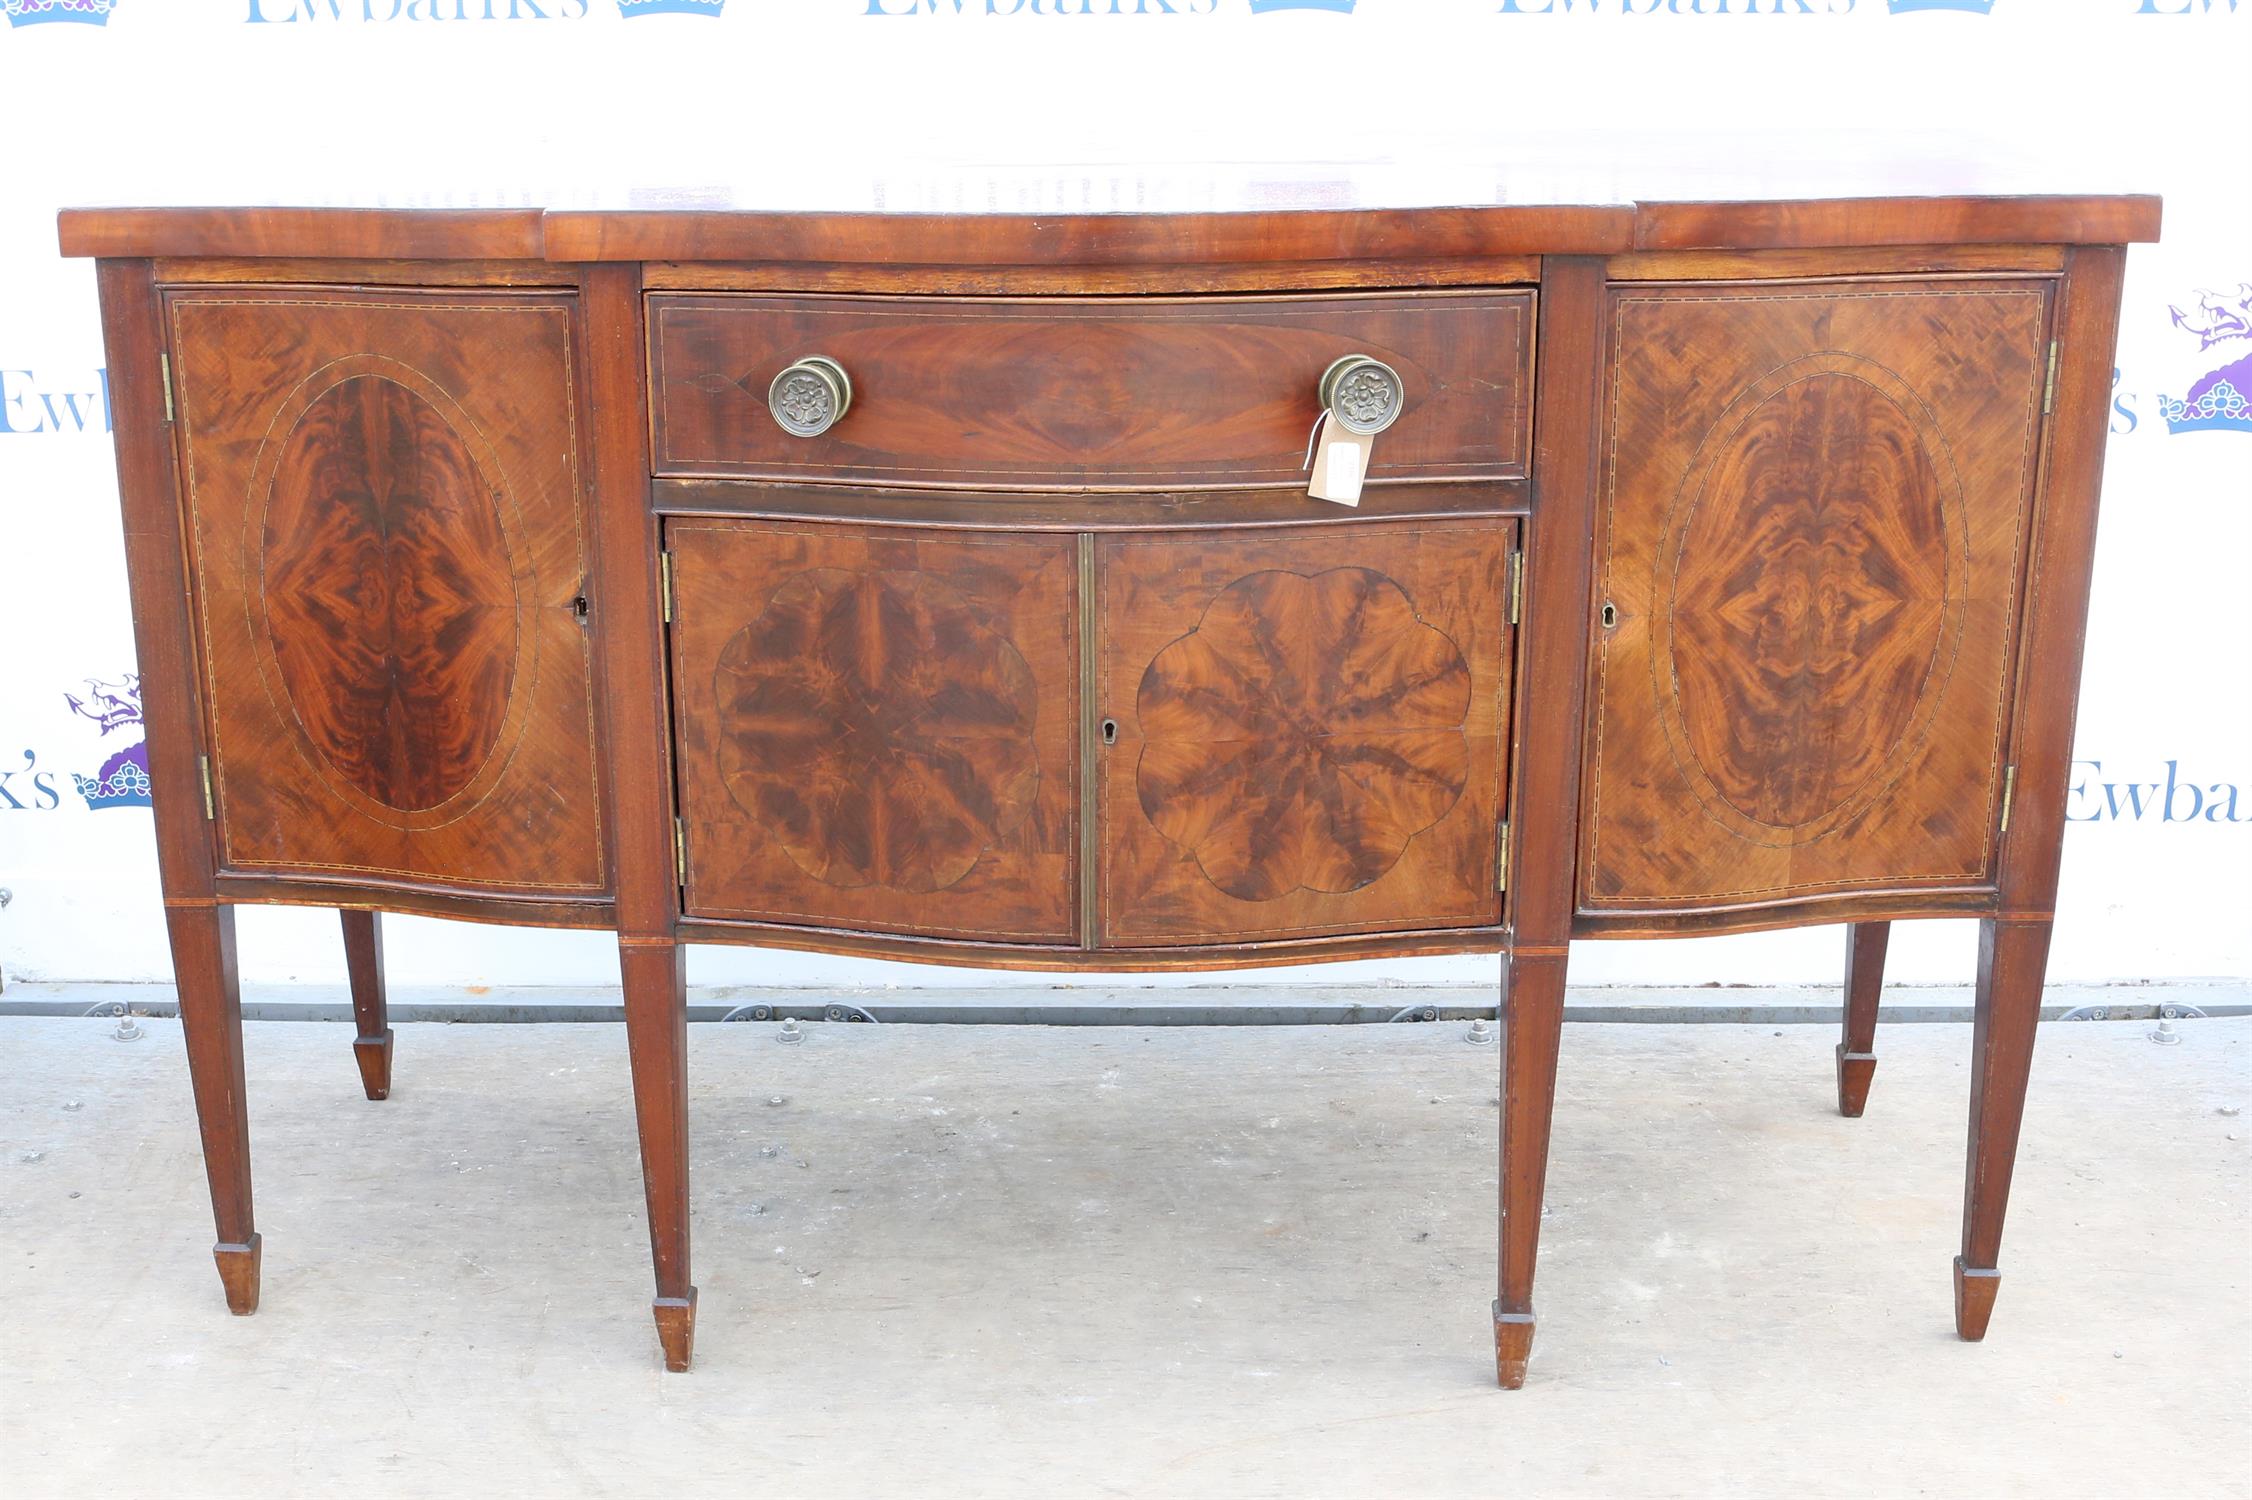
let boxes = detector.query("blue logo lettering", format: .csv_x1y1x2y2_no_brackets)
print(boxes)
0,369,111,436
2067,761,2248,823
246,0,589,22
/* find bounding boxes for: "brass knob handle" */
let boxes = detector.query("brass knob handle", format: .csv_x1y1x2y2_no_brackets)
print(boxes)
1319,355,1405,436
768,355,852,438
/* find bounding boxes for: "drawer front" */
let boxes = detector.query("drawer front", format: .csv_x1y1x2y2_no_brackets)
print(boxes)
1096,519,1514,946
669,519,1080,943
164,287,606,897
648,290,1533,489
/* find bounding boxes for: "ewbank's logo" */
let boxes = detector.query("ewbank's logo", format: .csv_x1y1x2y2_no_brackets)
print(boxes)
2069,761,2247,823
3,0,117,26
64,676,150,810
1495,2,1984,17
0,673,150,814
1250,0,1353,12
865,1,1218,14
620,0,721,13
2159,286,2252,435
246,2,589,23
0,368,111,435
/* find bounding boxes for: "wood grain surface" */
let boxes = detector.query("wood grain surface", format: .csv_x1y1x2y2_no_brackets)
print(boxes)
1098,520,1512,946
1579,278,2054,915
669,521,1079,942
715,567,1041,895
165,288,605,894
59,195,2160,266
648,291,1532,489
260,374,518,813
61,206,547,261
1668,369,1952,831
1135,567,1473,903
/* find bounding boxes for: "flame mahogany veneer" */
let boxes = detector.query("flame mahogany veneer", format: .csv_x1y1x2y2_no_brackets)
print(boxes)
64,192,2156,1383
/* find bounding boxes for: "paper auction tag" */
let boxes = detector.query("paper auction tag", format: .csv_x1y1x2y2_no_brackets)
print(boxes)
1306,413,1375,506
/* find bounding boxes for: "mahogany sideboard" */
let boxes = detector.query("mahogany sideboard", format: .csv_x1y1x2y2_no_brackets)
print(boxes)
59,187,2159,1384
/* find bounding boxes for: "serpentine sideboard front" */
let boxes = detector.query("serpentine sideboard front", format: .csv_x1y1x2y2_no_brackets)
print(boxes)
59,187,2159,1384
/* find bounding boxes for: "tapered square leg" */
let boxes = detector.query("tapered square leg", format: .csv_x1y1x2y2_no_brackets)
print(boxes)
1497,948,1568,1389
1956,917,2049,1341
167,902,259,1316
1837,921,1889,1117
621,937,696,1371
342,909,392,1101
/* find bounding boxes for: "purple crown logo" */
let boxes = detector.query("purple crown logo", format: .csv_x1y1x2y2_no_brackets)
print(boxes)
2159,285,2252,436
618,0,722,16
64,674,151,810
3,0,117,25
1887,0,1993,11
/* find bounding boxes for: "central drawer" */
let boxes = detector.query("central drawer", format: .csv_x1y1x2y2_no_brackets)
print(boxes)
646,290,1534,489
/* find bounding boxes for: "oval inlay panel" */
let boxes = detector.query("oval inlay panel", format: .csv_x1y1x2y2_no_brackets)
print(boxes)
1659,366,1964,836
714,567,1041,893
1136,567,1470,902
260,374,519,813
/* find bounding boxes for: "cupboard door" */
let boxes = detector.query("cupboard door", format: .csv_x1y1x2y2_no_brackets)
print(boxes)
1580,279,2055,915
165,289,605,896
1097,521,1512,947
669,521,1079,943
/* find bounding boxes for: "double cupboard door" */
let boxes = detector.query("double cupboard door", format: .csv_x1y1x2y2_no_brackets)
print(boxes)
665,514,1516,952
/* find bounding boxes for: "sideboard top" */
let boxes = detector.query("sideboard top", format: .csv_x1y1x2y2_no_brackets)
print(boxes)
58,192,2160,264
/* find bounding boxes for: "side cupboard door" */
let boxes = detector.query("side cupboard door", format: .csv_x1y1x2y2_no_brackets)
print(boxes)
1579,277,2056,919
164,288,607,897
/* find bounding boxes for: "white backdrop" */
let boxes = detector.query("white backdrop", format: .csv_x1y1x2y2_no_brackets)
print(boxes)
0,0,2244,994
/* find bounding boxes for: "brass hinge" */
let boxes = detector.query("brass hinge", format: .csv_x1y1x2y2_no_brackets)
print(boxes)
2042,342,2059,415
1507,549,1524,627
673,816,688,888
1495,820,1511,894
197,754,214,820
1999,764,2017,833
159,351,175,423
659,552,675,625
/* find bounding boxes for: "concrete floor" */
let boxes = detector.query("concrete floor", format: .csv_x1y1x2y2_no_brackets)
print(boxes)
1,1013,2245,1500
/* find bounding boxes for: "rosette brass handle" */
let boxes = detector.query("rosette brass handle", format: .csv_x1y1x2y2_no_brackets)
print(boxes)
1319,355,1405,436
767,355,853,438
